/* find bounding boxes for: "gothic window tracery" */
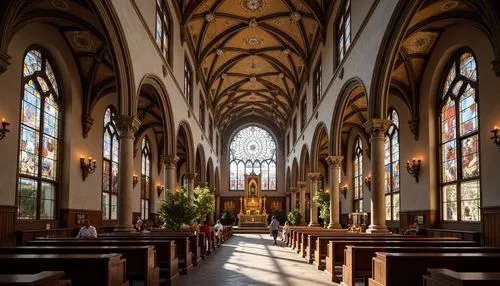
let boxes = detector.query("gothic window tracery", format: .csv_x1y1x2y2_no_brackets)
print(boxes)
385,109,400,221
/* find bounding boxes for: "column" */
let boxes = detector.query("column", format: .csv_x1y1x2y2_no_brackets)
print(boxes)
215,191,220,220
289,187,297,211
285,193,290,214
163,155,178,195
209,192,215,225
326,156,343,229
308,173,321,227
185,172,197,198
363,119,392,234
113,115,141,232
297,181,307,225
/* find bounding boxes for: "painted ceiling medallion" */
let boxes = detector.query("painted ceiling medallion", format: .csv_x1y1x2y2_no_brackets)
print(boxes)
249,75,257,82
441,1,458,11
282,48,291,55
205,12,216,23
290,11,302,23
278,73,284,78
249,18,258,28
240,0,268,12
245,35,264,46
51,0,69,11
216,48,224,56
70,31,95,51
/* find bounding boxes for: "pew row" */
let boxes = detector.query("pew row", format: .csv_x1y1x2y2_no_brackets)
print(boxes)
423,268,500,286
28,239,179,281
0,254,128,286
0,246,159,286
341,246,500,286
369,253,500,286
0,271,70,286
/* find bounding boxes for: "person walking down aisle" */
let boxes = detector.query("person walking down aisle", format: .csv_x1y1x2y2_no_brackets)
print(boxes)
269,216,280,245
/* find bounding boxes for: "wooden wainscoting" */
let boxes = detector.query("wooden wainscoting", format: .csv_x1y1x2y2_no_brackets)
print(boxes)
400,210,438,231
483,206,500,247
60,209,102,229
0,205,16,246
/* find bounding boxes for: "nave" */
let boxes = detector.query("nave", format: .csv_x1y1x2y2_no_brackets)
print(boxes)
172,234,333,286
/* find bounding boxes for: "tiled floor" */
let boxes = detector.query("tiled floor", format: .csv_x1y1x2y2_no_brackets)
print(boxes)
172,234,336,286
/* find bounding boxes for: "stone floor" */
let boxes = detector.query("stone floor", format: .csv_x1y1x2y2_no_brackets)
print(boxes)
172,234,337,286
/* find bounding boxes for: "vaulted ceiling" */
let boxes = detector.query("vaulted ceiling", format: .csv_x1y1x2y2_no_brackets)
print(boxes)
178,0,328,132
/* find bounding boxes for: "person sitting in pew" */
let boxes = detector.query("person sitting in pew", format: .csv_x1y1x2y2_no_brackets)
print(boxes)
214,220,223,242
404,221,420,235
282,221,289,243
200,221,211,251
76,219,97,239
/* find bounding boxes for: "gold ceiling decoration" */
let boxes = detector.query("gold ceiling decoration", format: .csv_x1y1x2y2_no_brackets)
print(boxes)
181,0,325,131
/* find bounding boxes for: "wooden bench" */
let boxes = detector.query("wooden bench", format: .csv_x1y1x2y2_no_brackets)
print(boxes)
0,271,70,286
323,239,476,282
0,246,159,286
369,252,500,286
423,268,500,286
0,254,128,286
342,246,500,286
28,239,179,282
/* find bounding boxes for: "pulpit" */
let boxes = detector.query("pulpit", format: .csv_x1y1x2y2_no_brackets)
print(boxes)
238,173,268,227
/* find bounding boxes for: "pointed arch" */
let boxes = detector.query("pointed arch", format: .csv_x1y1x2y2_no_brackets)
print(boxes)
195,144,206,185
299,144,310,181
310,122,329,172
176,121,195,173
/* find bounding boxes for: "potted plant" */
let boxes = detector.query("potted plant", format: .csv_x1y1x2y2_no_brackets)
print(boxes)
287,208,302,226
313,188,330,227
193,185,215,222
220,208,235,225
159,188,197,231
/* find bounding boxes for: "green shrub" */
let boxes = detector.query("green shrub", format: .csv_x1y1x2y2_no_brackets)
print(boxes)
287,208,302,226
159,188,197,231
268,209,287,225
220,208,235,225
193,186,214,222
313,188,330,226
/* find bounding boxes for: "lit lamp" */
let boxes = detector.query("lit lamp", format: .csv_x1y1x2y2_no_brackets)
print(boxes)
340,185,348,199
406,158,421,183
133,175,139,188
0,118,10,140
80,155,97,181
364,175,371,191
490,126,500,148
156,185,165,197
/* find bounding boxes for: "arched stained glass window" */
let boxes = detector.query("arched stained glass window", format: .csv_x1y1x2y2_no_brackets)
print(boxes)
337,0,351,62
353,137,363,212
17,49,61,220
229,126,277,191
440,51,480,222
385,109,400,221
102,107,119,220
141,137,152,220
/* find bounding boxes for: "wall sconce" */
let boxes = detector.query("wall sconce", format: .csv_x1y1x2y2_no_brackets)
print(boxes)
491,126,500,148
406,158,421,183
340,185,348,199
157,185,165,197
0,118,10,140
364,175,371,191
133,175,139,188
80,156,97,181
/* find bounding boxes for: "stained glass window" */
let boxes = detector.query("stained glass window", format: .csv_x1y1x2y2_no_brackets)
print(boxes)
301,96,307,130
102,107,119,220
141,137,152,220
184,57,193,106
353,137,363,212
199,96,205,131
155,0,171,61
384,109,400,221
229,126,277,191
17,49,61,220
337,0,351,62
440,51,480,222
313,60,322,109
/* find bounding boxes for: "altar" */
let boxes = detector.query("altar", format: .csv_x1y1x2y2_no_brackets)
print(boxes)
238,173,268,227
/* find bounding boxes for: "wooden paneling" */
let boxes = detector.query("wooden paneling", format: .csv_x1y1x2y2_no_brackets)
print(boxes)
483,206,500,247
220,196,241,214
0,205,16,246
60,209,102,228
400,210,437,231
266,197,286,213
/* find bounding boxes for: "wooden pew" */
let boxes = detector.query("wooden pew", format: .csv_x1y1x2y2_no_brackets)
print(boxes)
369,253,500,286
28,239,179,282
423,268,500,286
0,254,128,286
0,271,70,286
323,239,476,282
342,246,500,286
0,246,159,286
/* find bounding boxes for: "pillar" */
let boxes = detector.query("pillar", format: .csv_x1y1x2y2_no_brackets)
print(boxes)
186,172,197,198
326,156,343,229
290,187,297,211
285,193,290,214
163,155,178,195
215,191,220,220
209,191,215,225
113,115,141,232
363,119,392,234
308,173,321,227
297,181,307,225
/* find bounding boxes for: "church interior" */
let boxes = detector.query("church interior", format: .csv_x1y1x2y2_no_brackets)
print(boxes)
0,0,500,285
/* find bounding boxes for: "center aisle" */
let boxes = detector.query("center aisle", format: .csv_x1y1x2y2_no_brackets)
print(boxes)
172,233,335,286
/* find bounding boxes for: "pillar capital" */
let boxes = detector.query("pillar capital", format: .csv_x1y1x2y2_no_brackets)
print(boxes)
185,172,197,181
0,49,11,74
326,156,343,169
113,115,141,139
308,172,321,181
163,155,179,169
363,119,392,138
297,181,307,188
289,187,297,193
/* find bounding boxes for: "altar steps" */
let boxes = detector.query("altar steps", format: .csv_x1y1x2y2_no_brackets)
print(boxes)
232,226,270,234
